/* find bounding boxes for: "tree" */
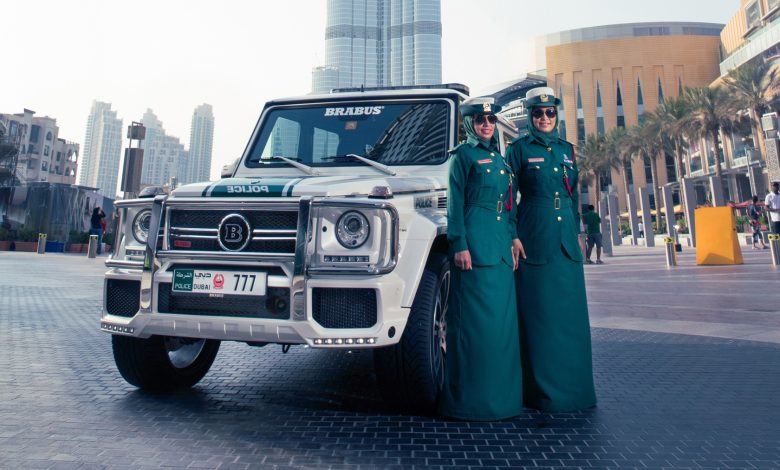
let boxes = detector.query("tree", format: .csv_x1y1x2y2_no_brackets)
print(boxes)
652,96,693,183
578,133,616,208
624,121,664,216
683,86,737,178
604,126,632,205
724,60,778,163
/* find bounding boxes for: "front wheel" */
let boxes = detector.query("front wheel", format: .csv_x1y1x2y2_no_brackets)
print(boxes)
373,253,450,412
112,335,220,391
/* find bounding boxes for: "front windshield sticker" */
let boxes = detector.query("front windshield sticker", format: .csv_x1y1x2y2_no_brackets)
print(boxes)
324,106,384,116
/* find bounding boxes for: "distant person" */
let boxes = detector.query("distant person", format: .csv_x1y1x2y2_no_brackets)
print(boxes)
582,204,603,264
638,220,645,238
90,206,106,255
766,182,780,234
747,195,767,250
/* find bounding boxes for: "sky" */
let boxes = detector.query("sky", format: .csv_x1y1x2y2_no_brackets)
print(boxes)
2,0,736,182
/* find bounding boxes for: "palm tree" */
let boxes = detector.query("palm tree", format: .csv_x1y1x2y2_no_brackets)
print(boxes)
684,86,737,178
604,126,632,205
724,60,778,162
578,133,612,204
624,121,664,219
652,96,693,183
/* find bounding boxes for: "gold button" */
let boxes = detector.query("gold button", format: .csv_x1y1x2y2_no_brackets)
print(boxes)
500,194,504,197
497,216,501,221
490,152,495,156
554,167,559,172
557,216,562,221
487,169,491,173
500,169,505,175
555,192,559,196
547,147,552,152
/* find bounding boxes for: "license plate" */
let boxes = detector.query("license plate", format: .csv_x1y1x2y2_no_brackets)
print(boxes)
172,269,267,296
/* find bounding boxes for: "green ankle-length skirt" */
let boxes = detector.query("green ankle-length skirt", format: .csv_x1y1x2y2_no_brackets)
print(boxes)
515,250,597,412
438,260,523,421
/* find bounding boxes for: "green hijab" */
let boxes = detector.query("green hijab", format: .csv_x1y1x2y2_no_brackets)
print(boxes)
526,105,560,147
464,115,500,152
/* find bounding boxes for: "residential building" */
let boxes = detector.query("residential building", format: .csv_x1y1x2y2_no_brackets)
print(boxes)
312,0,442,93
0,109,79,186
186,104,214,184
79,101,123,199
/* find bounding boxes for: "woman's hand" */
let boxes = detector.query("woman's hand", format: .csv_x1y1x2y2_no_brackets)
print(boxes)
512,239,526,271
454,250,472,271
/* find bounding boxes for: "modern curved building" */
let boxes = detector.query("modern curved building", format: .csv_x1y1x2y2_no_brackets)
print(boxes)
312,0,442,93
523,22,725,210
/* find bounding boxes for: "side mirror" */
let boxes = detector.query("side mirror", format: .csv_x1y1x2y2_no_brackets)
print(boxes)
221,158,238,178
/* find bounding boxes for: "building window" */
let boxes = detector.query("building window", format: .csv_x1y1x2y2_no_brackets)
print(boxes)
625,161,633,186
56,152,61,161
44,145,50,156
768,0,779,11
637,78,645,124
665,152,677,182
558,85,567,140
576,82,585,145
745,1,761,29
42,161,48,171
9,121,18,135
46,131,52,141
657,78,664,104
29,125,40,142
595,81,605,136
678,77,684,95
616,80,625,128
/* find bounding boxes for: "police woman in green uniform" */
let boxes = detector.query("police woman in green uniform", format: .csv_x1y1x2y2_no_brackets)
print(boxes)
507,87,597,412
438,98,524,421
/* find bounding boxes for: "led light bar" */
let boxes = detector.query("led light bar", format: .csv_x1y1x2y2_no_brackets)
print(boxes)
324,255,370,263
312,337,377,346
101,322,135,334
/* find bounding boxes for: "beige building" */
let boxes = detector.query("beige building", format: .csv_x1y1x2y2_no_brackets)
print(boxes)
0,109,79,185
536,22,724,210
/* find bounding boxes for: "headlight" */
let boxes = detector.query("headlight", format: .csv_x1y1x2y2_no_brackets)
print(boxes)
336,211,370,249
132,209,152,244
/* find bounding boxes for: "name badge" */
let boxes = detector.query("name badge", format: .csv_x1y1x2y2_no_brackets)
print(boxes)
477,159,492,164
528,158,545,163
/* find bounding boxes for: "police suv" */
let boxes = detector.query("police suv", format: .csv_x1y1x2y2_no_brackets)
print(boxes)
101,84,514,410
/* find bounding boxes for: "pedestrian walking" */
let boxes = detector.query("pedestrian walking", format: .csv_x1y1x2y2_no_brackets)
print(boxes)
582,204,604,264
507,86,597,412
438,97,524,421
90,206,106,255
766,182,780,234
747,195,767,250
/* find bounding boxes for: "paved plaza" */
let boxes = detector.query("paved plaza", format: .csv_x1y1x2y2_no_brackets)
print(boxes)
1,246,780,469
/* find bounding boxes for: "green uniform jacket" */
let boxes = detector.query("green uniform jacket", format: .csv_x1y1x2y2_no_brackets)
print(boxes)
506,134,582,264
447,137,516,266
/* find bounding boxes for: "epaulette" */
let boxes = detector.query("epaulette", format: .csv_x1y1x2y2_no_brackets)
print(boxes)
448,142,467,154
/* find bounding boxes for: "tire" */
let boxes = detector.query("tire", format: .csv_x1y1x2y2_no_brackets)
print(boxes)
373,252,450,412
112,335,220,391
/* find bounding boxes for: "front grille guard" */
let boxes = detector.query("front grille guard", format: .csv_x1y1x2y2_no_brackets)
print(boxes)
139,196,313,318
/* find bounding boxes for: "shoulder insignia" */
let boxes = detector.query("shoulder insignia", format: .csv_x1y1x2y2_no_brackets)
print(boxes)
448,143,466,154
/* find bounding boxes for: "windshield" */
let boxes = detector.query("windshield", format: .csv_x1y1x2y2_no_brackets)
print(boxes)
245,100,451,168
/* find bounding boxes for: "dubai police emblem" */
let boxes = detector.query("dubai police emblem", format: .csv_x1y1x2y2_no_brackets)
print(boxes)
540,94,549,102
482,102,491,112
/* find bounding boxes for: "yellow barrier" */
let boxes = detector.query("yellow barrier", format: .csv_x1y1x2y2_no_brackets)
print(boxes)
694,207,743,265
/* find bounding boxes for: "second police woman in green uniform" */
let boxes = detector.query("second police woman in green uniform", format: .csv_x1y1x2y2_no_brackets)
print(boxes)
438,98,524,421
507,87,597,412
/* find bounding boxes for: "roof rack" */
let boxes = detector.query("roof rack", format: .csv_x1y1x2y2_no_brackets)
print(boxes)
330,83,470,96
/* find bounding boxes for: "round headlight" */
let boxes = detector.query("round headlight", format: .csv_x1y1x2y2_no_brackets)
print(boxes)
336,211,370,249
132,209,152,244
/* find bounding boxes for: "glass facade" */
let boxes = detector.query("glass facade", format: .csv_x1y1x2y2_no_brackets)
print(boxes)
312,0,442,93
79,101,123,199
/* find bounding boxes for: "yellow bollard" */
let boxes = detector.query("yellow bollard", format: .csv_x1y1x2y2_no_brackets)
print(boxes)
87,234,98,258
694,207,743,265
769,233,780,267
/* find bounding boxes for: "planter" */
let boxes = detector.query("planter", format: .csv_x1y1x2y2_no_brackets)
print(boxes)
14,241,38,252
0,241,11,251
67,243,88,253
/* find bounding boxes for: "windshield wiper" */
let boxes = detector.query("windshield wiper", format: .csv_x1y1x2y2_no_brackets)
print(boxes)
270,155,319,175
323,154,397,176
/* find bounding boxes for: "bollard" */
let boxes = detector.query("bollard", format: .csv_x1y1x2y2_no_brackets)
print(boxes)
37,233,47,254
769,234,780,267
663,236,677,267
87,234,98,258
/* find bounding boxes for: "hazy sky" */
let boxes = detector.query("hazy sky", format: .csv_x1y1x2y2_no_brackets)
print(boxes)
2,0,736,181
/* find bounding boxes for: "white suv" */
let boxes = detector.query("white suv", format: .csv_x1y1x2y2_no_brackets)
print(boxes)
102,84,511,410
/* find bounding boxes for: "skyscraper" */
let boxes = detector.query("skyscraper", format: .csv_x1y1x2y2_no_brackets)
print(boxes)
79,101,123,199
186,104,214,184
139,109,188,188
312,0,442,93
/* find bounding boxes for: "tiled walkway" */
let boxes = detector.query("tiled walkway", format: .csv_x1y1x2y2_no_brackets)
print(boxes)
0,249,778,469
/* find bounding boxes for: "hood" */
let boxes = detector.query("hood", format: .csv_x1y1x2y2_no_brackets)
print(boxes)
171,175,444,198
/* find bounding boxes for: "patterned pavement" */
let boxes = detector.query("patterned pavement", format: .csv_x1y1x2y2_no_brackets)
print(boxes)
1,249,779,469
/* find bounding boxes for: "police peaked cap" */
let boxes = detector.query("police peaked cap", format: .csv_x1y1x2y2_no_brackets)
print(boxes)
459,97,502,116
525,86,561,108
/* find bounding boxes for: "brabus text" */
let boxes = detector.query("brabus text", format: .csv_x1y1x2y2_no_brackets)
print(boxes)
324,106,384,117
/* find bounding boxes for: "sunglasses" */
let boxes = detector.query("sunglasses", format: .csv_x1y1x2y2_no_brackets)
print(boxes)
531,108,557,119
473,114,498,125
